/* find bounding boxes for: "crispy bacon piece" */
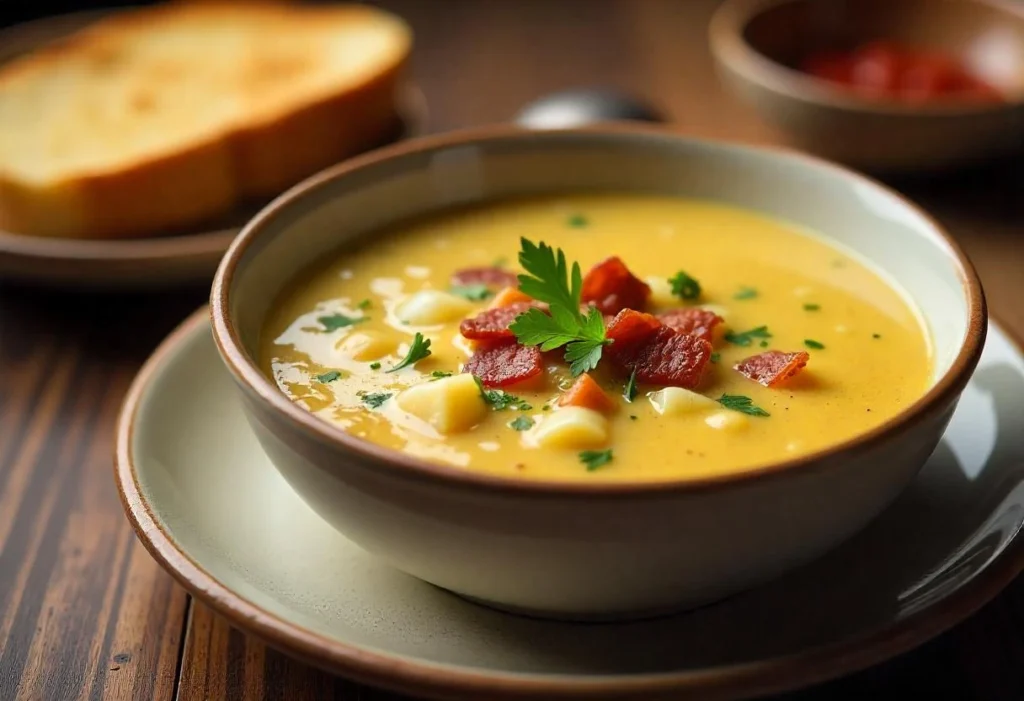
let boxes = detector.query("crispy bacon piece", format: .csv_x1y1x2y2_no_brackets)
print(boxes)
657,308,724,343
451,267,519,289
735,351,810,387
558,373,616,414
608,327,712,389
460,302,538,341
464,342,543,388
605,309,662,350
581,256,651,315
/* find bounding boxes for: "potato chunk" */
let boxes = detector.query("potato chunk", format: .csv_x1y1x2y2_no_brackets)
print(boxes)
396,372,487,434
527,407,608,449
647,387,717,416
337,331,395,361
395,290,474,325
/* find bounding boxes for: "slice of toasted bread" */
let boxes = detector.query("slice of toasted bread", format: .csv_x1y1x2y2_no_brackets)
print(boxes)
0,2,411,239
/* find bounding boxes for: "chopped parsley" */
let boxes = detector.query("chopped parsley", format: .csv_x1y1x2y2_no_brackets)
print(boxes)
369,362,381,370
629,414,638,421
357,298,372,310
387,333,431,372
710,352,721,364
362,392,392,409
449,284,492,301
509,415,534,431
733,286,758,300
318,313,367,331
803,303,820,311
473,377,532,411
873,333,882,339
315,370,342,383
804,339,825,350
724,325,772,347
669,270,701,301
718,394,770,417
760,340,769,348
566,213,589,228
508,238,609,376
623,369,638,403
579,449,613,471
430,370,453,379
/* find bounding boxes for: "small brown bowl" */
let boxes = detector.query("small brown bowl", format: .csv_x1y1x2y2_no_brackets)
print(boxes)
709,0,1024,173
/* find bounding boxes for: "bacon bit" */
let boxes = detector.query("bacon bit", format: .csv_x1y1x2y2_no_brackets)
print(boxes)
606,309,662,350
735,351,810,387
464,342,544,388
609,327,712,388
460,302,539,341
491,286,533,308
558,373,616,414
658,308,724,343
451,267,519,289
581,257,652,315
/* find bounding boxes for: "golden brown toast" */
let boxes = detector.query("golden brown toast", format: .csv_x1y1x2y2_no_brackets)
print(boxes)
0,2,411,239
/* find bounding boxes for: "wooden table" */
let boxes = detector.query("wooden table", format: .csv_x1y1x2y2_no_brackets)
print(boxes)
2,1,1023,699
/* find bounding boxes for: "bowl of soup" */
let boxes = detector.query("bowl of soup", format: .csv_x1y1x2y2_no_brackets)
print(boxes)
210,125,985,619
709,0,1024,173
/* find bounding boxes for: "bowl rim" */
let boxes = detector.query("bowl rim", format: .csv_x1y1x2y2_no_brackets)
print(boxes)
210,122,987,497
709,0,1024,115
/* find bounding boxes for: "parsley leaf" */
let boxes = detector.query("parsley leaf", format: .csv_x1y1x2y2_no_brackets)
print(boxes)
579,449,613,471
724,325,772,347
508,238,610,376
804,339,825,350
369,362,381,370
362,392,392,409
509,416,534,431
430,370,453,379
315,370,342,383
669,270,701,300
710,352,721,364
318,313,367,331
803,303,820,311
449,284,493,301
473,376,532,411
733,286,758,300
623,369,638,402
567,214,589,228
357,298,372,310
718,394,770,417
387,333,431,372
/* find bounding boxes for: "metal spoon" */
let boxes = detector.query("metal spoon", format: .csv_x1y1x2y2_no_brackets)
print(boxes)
514,87,665,129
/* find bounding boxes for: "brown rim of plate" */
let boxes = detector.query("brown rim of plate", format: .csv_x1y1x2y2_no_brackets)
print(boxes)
116,306,1024,700
209,122,988,498
709,0,1024,115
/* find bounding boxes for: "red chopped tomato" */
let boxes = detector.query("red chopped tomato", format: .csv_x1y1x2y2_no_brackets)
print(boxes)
657,308,723,343
580,257,651,315
460,302,539,341
464,342,544,388
608,327,712,389
734,350,810,387
605,308,662,349
451,267,519,289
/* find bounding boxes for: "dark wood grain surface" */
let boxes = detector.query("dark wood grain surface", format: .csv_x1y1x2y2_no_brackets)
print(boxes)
1,1,1023,699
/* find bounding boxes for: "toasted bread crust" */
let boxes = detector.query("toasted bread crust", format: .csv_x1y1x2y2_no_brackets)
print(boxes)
0,2,411,239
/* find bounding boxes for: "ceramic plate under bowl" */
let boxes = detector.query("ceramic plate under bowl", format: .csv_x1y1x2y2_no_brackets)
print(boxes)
116,308,1024,700
0,11,425,289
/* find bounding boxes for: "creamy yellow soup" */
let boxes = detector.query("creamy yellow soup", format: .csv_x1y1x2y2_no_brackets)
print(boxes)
261,194,932,482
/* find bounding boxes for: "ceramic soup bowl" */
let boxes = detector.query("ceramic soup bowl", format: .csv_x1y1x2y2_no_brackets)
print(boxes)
210,125,985,620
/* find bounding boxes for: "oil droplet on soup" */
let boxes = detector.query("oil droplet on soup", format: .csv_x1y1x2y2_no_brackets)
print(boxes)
260,194,932,483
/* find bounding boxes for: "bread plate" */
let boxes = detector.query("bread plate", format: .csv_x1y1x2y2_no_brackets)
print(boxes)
0,9,425,289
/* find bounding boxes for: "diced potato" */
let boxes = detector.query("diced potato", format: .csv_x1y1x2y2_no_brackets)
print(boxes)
705,411,749,432
645,275,675,306
648,387,718,416
395,290,473,325
337,331,396,361
396,373,488,434
450,332,477,358
526,406,608,449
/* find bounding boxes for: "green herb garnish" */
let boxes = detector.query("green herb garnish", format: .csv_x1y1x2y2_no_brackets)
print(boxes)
804,339,825,350
357,299,372,310
509,416,534,431
473,376,532,411
430,370,453,379
315,370,342,383
387,333,431,372
803,303,820,311
369,362,381,370
623,369,638,403
710,352,721,363
724,325,772,347
579,449,613,471
733,286,758,300
669,270,701,301
760,340,769,348
873,333,882,339
318,313,366,331
567,214,589,228
629,414,638,421
449,284,492,301
718,394,770,417
362,392,392,409
508,238,609,376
